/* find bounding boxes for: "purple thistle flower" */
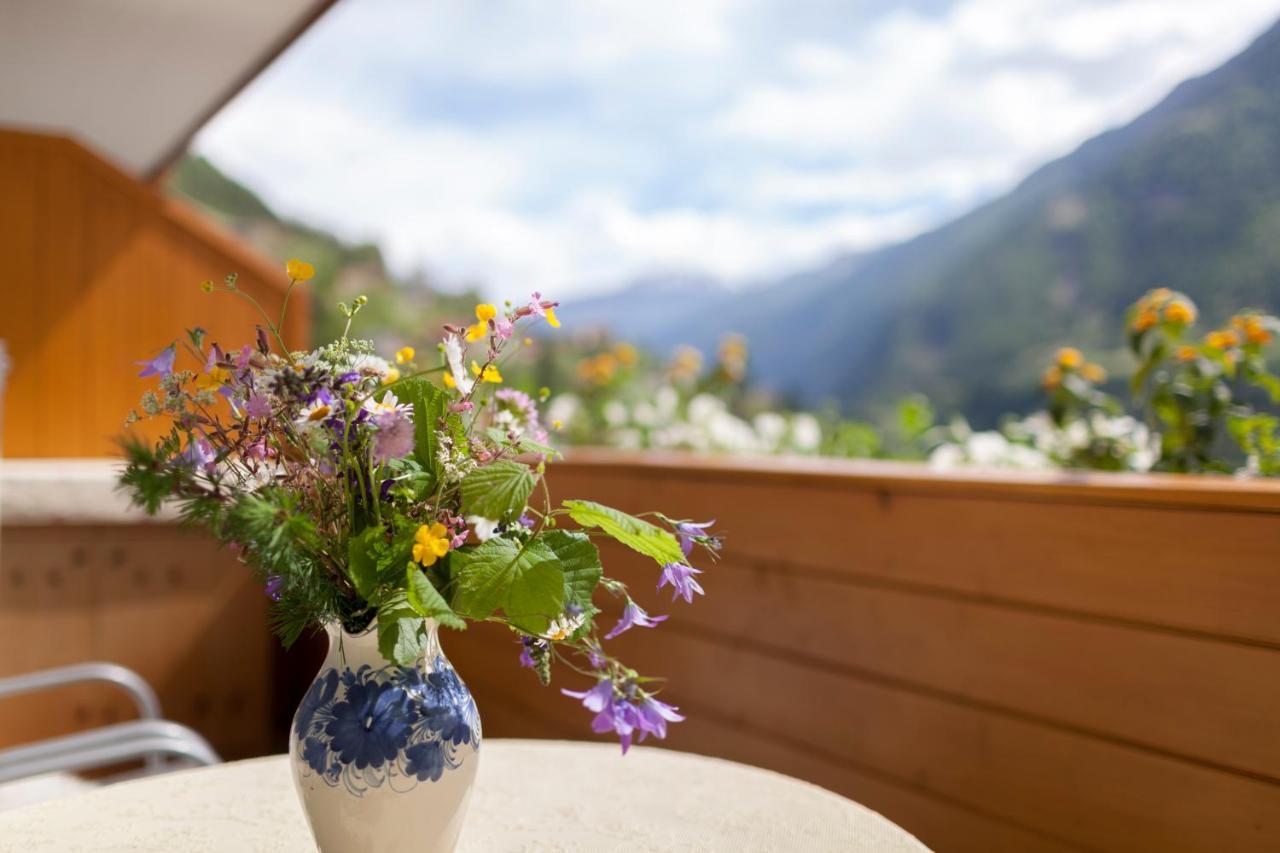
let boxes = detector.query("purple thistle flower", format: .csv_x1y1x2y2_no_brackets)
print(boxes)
245,393,272,419
604,602,667,640
264,575,284,601
371,410,414,463
136,344,176,378
657,562,705,603
675,519,717,558
634,695,684,742
517,514,535,529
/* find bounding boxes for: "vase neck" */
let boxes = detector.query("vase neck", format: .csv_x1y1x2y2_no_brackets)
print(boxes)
322,619,441,670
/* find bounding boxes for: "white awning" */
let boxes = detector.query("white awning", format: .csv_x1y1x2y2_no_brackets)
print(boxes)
0,0,336,177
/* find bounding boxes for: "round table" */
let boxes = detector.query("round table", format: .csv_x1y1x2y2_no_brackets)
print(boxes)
0,739,928,851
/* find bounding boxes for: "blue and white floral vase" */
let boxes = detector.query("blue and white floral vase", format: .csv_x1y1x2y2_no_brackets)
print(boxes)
289,619,482,852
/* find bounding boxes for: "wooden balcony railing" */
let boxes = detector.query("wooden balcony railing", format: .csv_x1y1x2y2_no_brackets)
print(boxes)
3,453,1279,851
453,451,1280,853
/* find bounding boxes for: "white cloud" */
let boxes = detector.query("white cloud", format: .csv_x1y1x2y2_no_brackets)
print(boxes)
196,0,1280,302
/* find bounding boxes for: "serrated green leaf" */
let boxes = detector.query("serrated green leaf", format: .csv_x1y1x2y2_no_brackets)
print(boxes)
401,377,448,489
376,592,427,665
452,539,564,634
461,461,536,521
406,563,466,629
562,499,684,566
542,529,602,610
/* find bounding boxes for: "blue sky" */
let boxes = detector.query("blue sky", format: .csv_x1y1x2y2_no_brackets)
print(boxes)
197,0,1280,303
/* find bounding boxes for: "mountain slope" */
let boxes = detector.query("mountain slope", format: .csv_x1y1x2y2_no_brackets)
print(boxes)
572,18,1280,424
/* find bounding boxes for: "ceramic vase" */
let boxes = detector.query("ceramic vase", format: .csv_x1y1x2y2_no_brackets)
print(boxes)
289,619,481,852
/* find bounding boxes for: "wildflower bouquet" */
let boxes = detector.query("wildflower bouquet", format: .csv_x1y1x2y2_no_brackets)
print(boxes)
120,262,720,750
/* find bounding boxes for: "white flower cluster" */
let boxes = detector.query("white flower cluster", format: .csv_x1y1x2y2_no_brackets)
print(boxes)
550,388,822,455
929,411,1158,472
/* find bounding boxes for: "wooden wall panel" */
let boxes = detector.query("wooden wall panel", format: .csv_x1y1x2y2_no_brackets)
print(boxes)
0,128,310,458
0,525,272,759
444,453,1280,852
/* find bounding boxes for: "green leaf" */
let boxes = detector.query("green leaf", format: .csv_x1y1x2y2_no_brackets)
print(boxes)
452,539,564,634
484,427,561,458
542,530,602,611
405,563,466,630
346,527,383,600
461,461,536,521
562,499,684,566
401,377,448,488
376,592,427,665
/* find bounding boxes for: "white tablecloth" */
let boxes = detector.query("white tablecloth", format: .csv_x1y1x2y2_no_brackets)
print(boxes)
0,739,928,851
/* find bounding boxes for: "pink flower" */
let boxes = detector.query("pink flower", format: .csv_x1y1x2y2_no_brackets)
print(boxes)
371,410,414,463
495,317,514,340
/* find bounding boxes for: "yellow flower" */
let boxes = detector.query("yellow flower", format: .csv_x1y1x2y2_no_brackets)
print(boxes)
395,346,415,365
1242,316,1272,345
466,304,498,342
1163,300,1196,325
552,419,563,430
412,523,451,567
1206,330,1239,350
1176,345,1199,362
199,280,214,293
1146,287,1173,307
668,346,703,382
471,361,502,383
195,366,231,391
1132,308,1158,332
382,367,401,385
576,353,618,385
285,259,315,281
442,371,456,389
1081,362,1107,383
522,337,534,347
614,342,639,367
1055,347,1083,370
544,307,561,329
1041,366,1062,390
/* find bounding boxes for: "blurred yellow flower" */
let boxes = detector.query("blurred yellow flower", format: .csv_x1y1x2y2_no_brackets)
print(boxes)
669,346,703,382
1176,345,1199,362
552,419,563,430
1147,287,1173,307
476,304,497,322
718,333,749,381
1081,362,1107,383
1206,330,1240,350
1132,308,1158,332
382,367,401,385
413,523,451,567
577,353,618,386
285,259,315,282
544,307,561,329
1055,347,1083,370
199,280,214,293
614,342,638,367
471,361,502,383
442,372,455,389
395,346,415,364
1041,366,1062,390
1242,315,1272,345
1163,300,1196,325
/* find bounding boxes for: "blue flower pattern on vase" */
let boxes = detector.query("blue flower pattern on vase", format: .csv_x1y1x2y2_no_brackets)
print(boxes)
295,656,480,795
